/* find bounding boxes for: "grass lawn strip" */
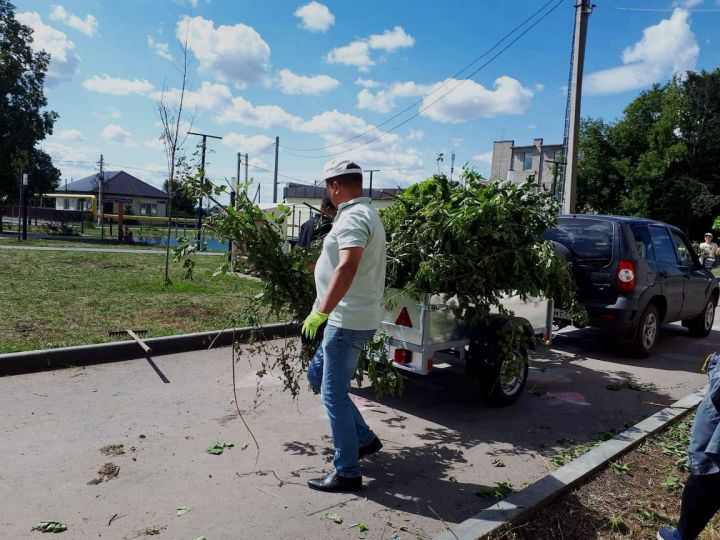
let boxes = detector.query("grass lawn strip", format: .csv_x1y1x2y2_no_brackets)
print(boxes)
488,408,720,539
0,249,267,353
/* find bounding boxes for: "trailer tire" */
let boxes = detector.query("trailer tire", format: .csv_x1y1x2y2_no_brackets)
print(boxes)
481,347,529,406
464,317,530,406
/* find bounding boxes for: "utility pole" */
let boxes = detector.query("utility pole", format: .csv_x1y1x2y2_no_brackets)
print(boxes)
188,131,222,250
236,152,242,196
450,151,456,182
21,173,28,240
365,169,380,198
98,154,104,240
244,153,249,184
272,137,279,203
561,0,593,214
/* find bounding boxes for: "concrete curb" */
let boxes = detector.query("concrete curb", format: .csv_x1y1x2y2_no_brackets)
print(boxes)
434,389,706,540
0,322,299,376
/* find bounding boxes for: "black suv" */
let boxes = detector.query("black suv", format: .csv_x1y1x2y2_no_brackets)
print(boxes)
544,214,719,356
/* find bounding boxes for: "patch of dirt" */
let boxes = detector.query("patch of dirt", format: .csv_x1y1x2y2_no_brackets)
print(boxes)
100,444,125,456
87,462,120,485
171,305,221,318
490,412,720,540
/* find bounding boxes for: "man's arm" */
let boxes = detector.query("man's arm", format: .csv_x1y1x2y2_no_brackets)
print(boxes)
316,247,364,314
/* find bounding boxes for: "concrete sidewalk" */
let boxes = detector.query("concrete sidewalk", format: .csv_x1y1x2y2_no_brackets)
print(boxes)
0,325,711,540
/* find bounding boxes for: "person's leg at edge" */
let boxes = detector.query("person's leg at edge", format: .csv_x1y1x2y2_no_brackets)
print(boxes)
676,473,720,540
320,326,375,477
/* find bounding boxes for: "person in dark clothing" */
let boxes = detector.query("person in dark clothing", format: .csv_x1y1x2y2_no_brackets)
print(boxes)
658,352,720,540
297,197,336,248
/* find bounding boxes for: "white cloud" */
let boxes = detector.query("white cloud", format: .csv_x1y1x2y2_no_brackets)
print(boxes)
217,96,303,129
101,124,136,146
472,151,493,164
584,9,699,95
144,137,166,151
55,129,84,141
326,26,414,71
277,69,339,95
294,2,335,33
355,78,380,88
421,76,533,123
179,16,271,87
356,88,395,113
148,36,173,61
356,80,430,113
451,137,463,147
367,26,415,52
407,128,425,141
673,0,702,6
326,40,373,70
42,141,97,165
297,109,423,170
16,12,79,85
49,5,98,37
151,81,232,110
82,74,154,95
222,133,275,154
535,83,545,92
527,123,538,129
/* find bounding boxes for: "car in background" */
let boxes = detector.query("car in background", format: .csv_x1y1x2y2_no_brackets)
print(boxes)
544,215,719,356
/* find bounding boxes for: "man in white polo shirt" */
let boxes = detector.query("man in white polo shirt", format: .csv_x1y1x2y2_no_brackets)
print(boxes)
302,159,386,492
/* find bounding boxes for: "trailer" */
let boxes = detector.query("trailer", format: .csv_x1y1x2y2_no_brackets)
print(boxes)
378,289,552,405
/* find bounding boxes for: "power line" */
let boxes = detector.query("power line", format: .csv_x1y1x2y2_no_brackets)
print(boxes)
282,0,562,153
282,0,565,160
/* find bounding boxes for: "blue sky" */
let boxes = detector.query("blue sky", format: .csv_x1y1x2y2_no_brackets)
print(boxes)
12,0,720,201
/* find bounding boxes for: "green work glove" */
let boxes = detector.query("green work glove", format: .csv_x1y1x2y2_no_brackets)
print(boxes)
302,310,329,340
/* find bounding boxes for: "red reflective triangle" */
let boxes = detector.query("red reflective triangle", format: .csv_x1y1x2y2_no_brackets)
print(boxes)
395,307,412,328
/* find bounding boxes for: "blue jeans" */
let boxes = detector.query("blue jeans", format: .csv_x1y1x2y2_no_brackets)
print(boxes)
307,325,376,477
688,353,720,475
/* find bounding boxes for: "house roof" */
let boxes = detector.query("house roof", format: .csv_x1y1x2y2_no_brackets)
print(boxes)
283,182,402,201
58,171,169,199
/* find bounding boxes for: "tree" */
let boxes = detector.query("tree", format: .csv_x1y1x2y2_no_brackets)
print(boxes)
576,70,720,236
162,177,196,216
157,26,194,285
0,0,59,199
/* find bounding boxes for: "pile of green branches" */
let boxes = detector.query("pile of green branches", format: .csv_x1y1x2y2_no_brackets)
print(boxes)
383,170,580,325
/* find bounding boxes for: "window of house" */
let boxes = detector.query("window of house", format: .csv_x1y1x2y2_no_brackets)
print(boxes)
140,203,158,216
523,152,533,170
63,199,70,210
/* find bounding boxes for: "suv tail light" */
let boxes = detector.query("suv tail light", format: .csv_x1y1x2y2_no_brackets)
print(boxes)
617,260,636,293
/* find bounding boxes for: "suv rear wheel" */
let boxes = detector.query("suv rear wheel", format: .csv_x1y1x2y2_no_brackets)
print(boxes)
633,304,659,357
686,297,716,338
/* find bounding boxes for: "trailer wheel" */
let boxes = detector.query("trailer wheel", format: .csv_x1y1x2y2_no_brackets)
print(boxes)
464,318,530,406
481,347,529,406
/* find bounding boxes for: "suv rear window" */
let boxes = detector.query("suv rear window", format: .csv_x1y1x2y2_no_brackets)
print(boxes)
545,218,614,266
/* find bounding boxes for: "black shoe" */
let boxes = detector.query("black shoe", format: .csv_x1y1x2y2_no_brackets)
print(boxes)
307,472,362,492
359,436,383,459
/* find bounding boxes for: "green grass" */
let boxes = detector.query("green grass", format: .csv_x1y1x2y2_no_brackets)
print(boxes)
0,249,267,353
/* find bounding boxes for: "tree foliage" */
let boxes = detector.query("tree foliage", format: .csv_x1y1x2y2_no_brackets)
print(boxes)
577,69,720,238
0,0,60,199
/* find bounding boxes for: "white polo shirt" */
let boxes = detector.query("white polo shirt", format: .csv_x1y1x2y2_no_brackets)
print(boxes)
313,197,386,330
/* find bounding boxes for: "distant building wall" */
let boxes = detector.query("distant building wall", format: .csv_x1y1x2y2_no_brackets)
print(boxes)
490,138,563,190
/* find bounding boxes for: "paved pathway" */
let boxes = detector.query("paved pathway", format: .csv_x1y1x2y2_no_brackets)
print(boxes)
1,319,716,539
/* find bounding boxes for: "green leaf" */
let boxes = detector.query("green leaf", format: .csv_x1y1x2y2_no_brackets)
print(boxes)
32,521,67,533
324,513,343,524
206,441,234,455
358,521,369,532
176,507,189,516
